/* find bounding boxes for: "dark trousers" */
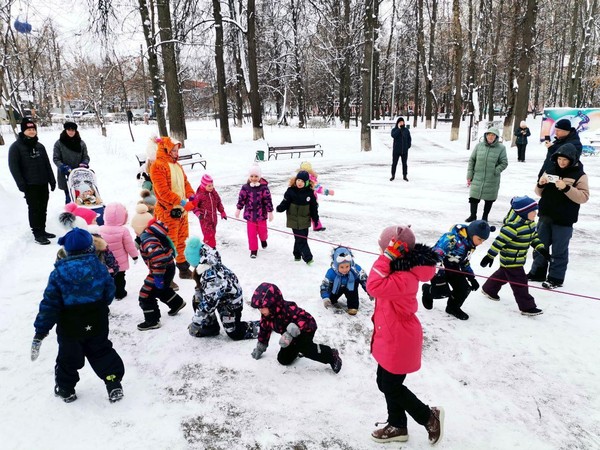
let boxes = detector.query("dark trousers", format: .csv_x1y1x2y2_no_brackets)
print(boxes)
516,144,527,161
330,287,360,309
430,270,471,310
139,265,185,322
277,331,333,366
469,197,494,221
114,271,126,298
55,331,125,393
62,188,71,204
292,228,312,262
529,216,573,284
376,365,431,428
24,184,49,234
391,152,408,178
481,266,536,311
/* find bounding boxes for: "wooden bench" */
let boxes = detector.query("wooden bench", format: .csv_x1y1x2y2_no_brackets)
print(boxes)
368,120,397,129
267,143,324,160
136,150,207,169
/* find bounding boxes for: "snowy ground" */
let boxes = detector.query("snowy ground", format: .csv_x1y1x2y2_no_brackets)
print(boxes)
0,117,599,450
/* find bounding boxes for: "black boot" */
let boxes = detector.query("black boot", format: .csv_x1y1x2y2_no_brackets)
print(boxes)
176,262,193,279
465,201,478,222
482,201,494,222
33,229,50,245
137,309,161,331
165,293,187,316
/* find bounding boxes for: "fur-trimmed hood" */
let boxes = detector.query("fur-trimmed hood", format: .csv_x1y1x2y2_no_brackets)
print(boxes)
390,243,440,272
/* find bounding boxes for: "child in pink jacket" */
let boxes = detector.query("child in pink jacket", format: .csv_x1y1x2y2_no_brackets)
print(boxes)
367,225,444,445
99,202,139,299
191,174,227,248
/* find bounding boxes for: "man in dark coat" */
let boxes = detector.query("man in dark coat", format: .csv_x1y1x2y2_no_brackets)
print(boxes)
538,118,582,178
8,118,57,245
390,117,412,181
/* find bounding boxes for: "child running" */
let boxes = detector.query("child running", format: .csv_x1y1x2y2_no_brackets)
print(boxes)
192,174,227,248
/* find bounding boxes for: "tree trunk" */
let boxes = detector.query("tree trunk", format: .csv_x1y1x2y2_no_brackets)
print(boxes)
487,0,504,121
228,0,246,127
502,0,519,141
247,0,264,140
361,0,375,151
157,0,187,144
138,0,167,136
291,0,306,128
450,0,463,141
213,0,232,144
339,0,352,129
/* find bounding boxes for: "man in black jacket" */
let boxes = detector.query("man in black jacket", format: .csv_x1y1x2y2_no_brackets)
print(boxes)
538,118,582,178
8,118,57,245
390,117,412,182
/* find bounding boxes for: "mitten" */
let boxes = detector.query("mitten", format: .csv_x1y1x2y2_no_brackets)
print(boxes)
132,256,139,264
50,184,56,192
384,239,408,260
60,164,71,175
31,332,47,361
154,275,164,289
181,200,195,211
467,276,480,291
268,211,274,222
537,247,552,262
188,322,201,336
279,323,301,348
276,204,285,213
251,342,268,360
221,213,227,220
235,209,241,219
480,255,494,268
368,295,375,301
79,163,89,168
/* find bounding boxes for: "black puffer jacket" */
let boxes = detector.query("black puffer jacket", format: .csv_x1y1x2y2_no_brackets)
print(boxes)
8,133,56,192
539,128,582,178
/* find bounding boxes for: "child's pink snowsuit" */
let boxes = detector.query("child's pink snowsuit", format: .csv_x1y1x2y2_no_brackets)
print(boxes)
192,186,226,248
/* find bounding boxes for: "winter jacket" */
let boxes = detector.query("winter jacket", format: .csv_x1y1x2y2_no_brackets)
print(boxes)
514,127,531,145
467,127,508,201
138,221,176,300
367,245,438,375
320,264,368,298
191,246,244,324
276,186,319,229
535,144,589,226
56,233,119,275
432,224,477,276
99,203,139,271
8,133,56,192
53,132,90,191
486,209,545,268
34,253,115,339
236,179,273,222
391,126,412,156
539,128,583,178
251,283,317,348
192,186,226,229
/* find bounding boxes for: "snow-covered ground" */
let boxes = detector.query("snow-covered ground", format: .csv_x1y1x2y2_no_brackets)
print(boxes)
1,117,598,450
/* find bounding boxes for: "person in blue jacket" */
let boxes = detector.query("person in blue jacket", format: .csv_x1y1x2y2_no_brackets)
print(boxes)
31,228,125,403
320,246,369,315
390,117,412,181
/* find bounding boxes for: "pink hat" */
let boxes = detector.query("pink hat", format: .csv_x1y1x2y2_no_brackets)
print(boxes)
249,164,262,177
65,202,97,225
378,225,416,251
201,174,214,189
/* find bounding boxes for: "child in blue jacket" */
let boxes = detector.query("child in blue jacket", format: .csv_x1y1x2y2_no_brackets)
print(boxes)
31,228,125,403
320,246,369,315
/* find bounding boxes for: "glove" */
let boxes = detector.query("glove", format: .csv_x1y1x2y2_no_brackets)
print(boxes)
467,276,480,291
276,205,285,213
368,295,375,301
251,342,268,360
50,184,56,192
221,213,227,220
154,275,164,289
132,256,139,264
188,322,201,336
79,163,89,168
384,239,409,260
188,195,195,202
480,255,494,268
537,247,552,262
31,332,47,361
235,209,241,219
181,200,195,212
268,211,274,222
60,164,71,175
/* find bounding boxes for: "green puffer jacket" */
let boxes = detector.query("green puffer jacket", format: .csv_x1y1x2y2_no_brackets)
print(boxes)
467,127,508,201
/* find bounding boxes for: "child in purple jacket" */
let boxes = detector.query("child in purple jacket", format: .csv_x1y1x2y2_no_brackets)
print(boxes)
235,164,274,258
249,282,342,373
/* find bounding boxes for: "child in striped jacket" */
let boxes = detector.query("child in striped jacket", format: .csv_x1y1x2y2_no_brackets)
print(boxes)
479,196,551,316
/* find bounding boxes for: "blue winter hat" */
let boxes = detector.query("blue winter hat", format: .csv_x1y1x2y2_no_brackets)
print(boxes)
184,236,204,267
511,196,538,219
58,227,94,254
332,246,354,271
467,220,492,240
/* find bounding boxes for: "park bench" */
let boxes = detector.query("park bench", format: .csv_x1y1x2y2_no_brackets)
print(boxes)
266,143,324,160
368,120,397,129
136,150,207,169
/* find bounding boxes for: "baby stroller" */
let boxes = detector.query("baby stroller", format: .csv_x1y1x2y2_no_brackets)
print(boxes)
67,167,106,225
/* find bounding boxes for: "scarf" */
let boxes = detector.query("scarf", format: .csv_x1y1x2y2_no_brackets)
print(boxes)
59,130,82,152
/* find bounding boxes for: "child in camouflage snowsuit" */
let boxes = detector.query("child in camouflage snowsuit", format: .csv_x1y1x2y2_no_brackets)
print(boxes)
185,236,259,340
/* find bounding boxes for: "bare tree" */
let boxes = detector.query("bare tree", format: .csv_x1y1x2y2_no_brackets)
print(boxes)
361,0,375,151
213,0,232,144
450,0,463,141
247,0,265,140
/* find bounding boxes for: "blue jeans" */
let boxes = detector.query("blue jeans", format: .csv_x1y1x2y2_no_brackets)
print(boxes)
530,216,573,283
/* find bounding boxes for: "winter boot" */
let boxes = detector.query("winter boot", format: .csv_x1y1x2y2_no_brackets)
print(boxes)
330,349,342,374
42,230,56,239
422,283,434,310
521,307,543,316
54,385,77,403
542,278,563,290
403,175,409,182
137,309,161,331
371,423,409,443
481,288,500,301
166,294,186,316
445,306,469,320
105,375,124,403
33,229,51,245
170,280,179,291
425,407,444,445
527,271,546,282
347,308,358,315
481,200,494,222
465,201,478,222
250,250,258,259
261,240,268,249
176,262,193,279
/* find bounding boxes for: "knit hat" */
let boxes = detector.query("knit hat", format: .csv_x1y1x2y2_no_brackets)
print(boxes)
58,212,89,231
299,161,313,172
467,220,492,240
378,225,416,251
396,117,405,124
510,196,538,219
65,202,97,225
63,121,78,131
140,189,157,206
201,174,214,189
555,118,571,131
58,228,94,255
296,170,310,183
131,203,153,235
21,118,37,132
249,164,262,177
184,236,204,267
519,121,527,128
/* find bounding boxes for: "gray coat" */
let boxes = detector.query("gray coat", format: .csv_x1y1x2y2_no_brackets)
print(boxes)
467,127,508,201
53,136,90,190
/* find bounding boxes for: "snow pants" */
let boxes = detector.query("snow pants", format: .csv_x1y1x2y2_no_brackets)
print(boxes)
292,228,312,262
330,287,360,310
529,216,573,284
481,266,537,311
246,220,268,252
277,331,334,366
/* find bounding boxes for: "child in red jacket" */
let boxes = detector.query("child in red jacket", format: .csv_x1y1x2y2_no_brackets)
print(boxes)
367,225,444,445
191,174,227,248
249,282,342,373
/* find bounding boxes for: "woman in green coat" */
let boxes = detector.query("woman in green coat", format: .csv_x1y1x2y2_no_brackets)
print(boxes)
466,127,508,222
